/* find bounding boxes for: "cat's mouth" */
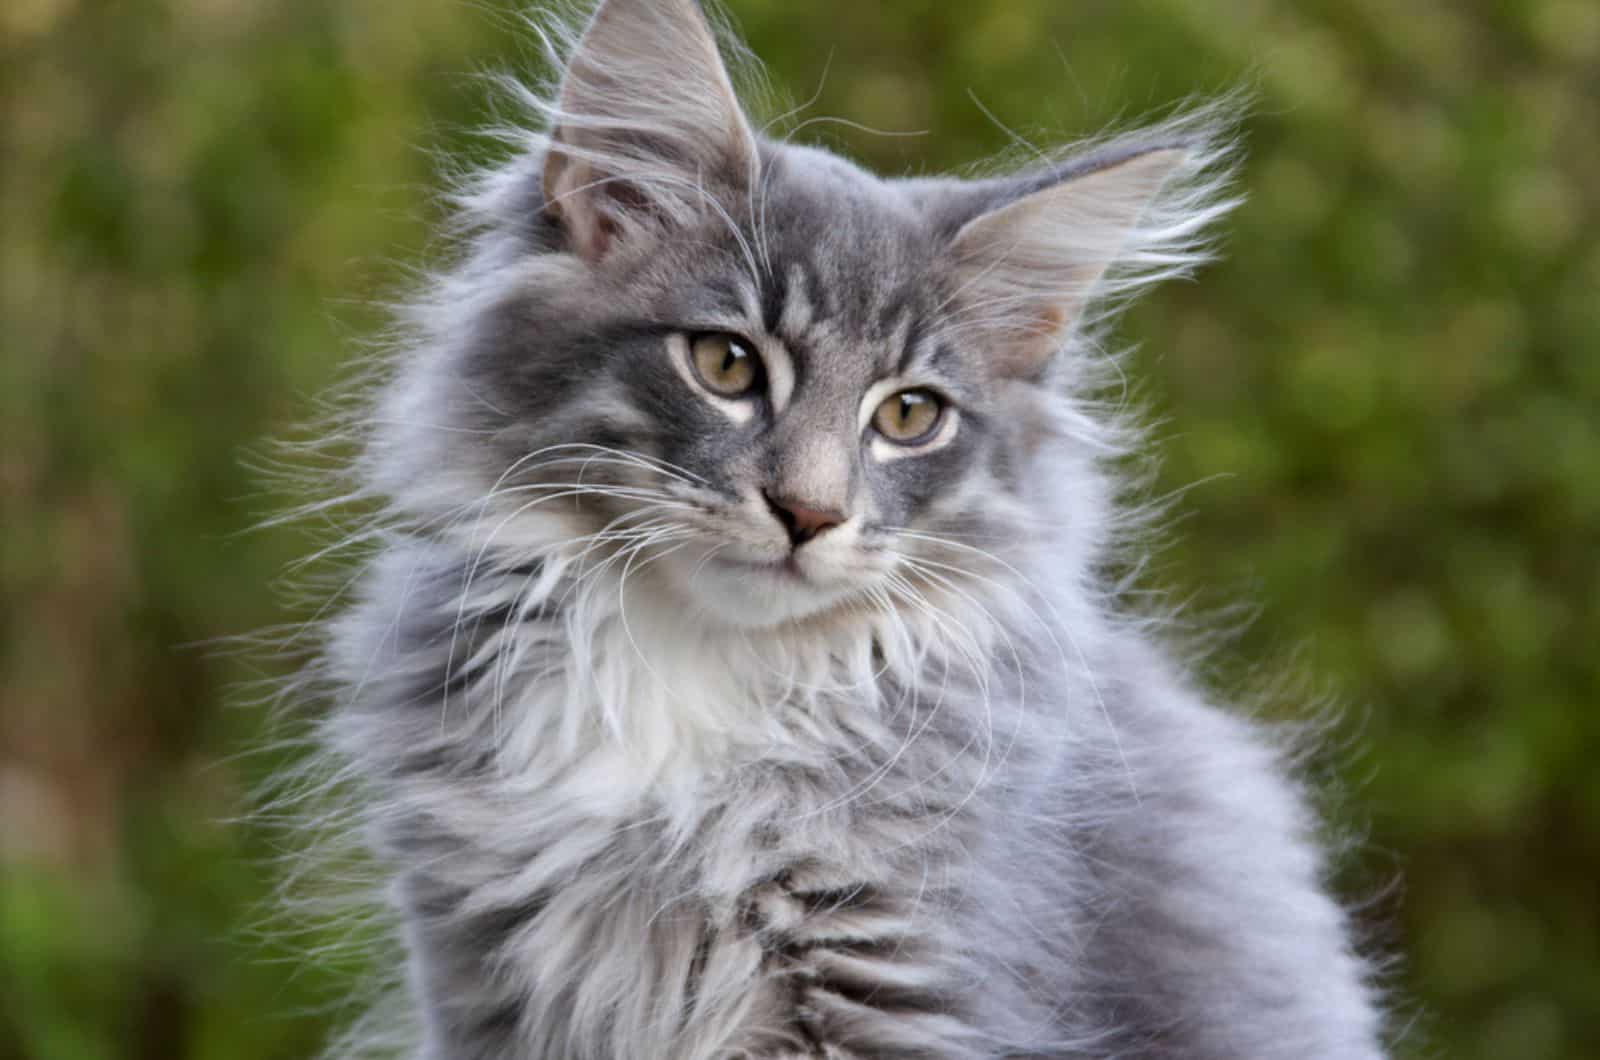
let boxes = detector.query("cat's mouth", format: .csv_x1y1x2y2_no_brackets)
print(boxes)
714,554,808,582
662,537,877,627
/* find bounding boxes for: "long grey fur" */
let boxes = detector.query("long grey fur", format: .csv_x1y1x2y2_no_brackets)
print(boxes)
287,0,1390,1056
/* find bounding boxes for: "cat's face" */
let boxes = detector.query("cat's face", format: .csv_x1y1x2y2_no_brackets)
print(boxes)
468,146,1020,627
396,0,1196,629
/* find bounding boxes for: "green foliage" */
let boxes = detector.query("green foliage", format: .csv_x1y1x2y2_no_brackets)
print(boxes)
2,1,1596,1057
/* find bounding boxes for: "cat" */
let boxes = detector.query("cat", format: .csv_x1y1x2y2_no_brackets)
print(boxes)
293,0,1389,1056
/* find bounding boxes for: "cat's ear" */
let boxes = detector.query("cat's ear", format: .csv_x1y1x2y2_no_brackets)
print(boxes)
949,147,1190,381
542,0,759,263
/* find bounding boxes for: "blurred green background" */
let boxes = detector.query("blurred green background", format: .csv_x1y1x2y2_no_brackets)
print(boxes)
3,0,1597,1056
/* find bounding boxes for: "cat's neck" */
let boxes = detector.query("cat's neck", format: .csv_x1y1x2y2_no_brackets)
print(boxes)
465,548,1003,787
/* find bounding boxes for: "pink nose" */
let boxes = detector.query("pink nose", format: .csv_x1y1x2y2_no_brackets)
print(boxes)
764,492,845,547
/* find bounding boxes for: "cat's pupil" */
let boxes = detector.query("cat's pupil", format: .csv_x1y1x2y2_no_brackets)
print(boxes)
690,333,760,397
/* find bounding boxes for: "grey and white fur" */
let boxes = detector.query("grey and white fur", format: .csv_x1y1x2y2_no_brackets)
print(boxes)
291,0,1389,1056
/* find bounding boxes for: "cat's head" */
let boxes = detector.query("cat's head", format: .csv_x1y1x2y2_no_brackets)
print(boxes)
375,0,1232,630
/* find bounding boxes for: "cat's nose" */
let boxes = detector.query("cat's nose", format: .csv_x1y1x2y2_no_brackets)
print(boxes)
764,491,845,547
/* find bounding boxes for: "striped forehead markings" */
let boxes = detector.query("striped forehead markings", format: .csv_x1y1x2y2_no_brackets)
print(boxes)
729,257,948,414
770,262,924,379
777,262,817,339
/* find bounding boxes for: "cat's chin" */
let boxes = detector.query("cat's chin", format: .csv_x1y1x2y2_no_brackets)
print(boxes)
656,550,867,630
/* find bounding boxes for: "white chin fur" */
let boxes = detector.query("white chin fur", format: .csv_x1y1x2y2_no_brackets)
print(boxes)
656,545,873,629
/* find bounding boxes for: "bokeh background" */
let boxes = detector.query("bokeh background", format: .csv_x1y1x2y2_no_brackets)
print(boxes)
4,0,1597,1056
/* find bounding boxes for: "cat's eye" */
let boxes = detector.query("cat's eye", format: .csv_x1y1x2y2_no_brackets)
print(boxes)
690,332,762,398
872,389,945,445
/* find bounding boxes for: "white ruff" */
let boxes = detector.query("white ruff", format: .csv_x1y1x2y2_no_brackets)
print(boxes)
452,537,1015,798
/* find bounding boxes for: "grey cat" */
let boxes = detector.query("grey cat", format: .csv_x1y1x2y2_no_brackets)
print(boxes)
300,0,1389,1056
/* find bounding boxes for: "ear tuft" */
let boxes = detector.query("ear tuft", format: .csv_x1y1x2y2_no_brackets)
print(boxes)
541,0,759,264
947,126,1238,380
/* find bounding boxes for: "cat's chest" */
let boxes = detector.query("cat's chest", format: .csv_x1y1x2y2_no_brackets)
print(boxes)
469,729,976,1054
474,642,980,902
369,572,1000,1054
507,643,984,829
375,582,995,904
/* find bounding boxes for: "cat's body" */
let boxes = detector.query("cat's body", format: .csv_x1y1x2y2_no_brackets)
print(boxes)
300,1,1387,1056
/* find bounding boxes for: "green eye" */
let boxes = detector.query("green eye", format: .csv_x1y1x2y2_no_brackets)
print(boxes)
872,389,944,445
690,333,762,398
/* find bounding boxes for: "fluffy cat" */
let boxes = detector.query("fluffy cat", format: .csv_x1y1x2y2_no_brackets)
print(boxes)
293,0,1388,1056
